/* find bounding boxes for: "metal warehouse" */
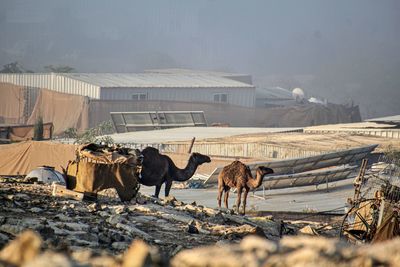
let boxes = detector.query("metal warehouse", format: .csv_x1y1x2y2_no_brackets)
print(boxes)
0,72,255,107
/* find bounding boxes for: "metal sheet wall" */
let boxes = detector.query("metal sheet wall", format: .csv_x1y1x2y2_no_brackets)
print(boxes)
0,73,53,88
100,87,255,107
0,74,100,99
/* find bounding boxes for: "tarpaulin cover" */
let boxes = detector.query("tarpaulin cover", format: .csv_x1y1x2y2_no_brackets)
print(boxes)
254,103,361,127
27,89,89,135
65,143,141,201
66,161,140,201
0,141,77,175
0,83,25,124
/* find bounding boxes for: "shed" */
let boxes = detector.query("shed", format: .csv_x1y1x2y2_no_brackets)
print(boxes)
0,72,256,108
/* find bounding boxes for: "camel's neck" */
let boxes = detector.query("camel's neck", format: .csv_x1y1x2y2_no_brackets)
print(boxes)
168,156,199,182
246,172,264,189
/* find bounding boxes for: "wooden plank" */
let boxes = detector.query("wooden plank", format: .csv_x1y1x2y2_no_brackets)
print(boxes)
52,183,84,201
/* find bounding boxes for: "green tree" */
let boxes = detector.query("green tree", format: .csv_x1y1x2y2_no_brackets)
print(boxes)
0,61,33,73
33,116,44,141
74,121,115,145
64,128,78,139
44,65,75,73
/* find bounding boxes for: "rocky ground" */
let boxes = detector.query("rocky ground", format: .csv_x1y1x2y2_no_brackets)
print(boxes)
1,179,399,266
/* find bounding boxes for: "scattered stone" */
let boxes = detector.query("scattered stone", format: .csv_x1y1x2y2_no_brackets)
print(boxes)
112,241,130,250
0,232,9,246
63,222,90,232
0,224,26,236
13,208,26,213
0,230,42,266
240,235,277,253
116,222,152,241
98,211,110,217
163,195,177,204
299,225,320,236
14,193,31,201
29,207,43,213
112,205,127,214
54,214,73,222
280,236,340,255
122,239,161,267
23,251,78,267
107,214,125,226
187,222,199,234
87,202,99,212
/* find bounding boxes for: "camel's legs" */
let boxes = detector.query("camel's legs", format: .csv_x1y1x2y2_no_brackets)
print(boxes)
223,187,230,209
236,187,243,214
164,180,173,197
154,185,162,198
217,185,224,208
242,187,250,215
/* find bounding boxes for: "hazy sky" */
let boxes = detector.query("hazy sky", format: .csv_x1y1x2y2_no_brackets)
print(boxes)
0,0,399,118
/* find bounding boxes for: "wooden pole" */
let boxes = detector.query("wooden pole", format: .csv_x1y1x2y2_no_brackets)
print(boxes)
188,137,196,154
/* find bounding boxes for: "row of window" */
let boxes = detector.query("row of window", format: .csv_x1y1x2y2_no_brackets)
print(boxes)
131,93,228,103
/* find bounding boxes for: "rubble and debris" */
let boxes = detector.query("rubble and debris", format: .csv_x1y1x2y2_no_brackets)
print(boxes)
4,230,400,267
2,178,399,266
171,235,400,267
341,157,400,243
0,181,283,258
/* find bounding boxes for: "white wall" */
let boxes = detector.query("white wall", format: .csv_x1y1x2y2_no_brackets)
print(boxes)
100,86,255,107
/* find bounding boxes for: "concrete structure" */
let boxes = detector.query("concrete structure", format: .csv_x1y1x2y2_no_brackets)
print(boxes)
365,115,400,125
304,122,400,139
107,126,302,145
0,72,255,107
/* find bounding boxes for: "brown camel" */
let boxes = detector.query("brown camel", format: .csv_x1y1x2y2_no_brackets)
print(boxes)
139,147,211,198
217,161,274,215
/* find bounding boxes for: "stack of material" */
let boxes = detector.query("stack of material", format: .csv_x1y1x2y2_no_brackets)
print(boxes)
65,143,143,201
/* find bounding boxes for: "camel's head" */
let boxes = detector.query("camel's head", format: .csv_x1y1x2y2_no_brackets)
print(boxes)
128,148,144,165
191,152,211,165
257,166,274,176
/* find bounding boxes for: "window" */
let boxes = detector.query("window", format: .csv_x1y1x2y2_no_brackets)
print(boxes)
213,93,228,103
132,93,147,100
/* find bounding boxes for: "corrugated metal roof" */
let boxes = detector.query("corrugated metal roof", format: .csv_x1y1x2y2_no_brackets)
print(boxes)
60,73,254,88
365,115,400,124
145,68,249,77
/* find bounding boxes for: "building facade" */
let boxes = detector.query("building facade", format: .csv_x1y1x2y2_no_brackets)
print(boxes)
0,72,255,107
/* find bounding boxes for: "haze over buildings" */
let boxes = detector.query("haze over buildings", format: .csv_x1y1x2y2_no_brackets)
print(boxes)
0,0,399,118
